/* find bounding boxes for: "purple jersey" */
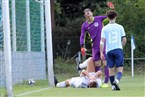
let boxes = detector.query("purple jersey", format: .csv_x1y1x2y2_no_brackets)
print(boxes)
80,16,107,49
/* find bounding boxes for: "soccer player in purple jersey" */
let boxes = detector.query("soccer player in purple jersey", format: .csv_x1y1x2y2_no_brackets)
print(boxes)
80,8,109,87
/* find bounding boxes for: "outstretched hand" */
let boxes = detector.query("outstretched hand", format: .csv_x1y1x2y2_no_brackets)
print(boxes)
81,47,86,57
107,2,115,10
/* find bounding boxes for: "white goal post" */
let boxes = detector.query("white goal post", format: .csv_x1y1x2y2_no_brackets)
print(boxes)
44,0,55,86
0,0,55,96
2,0,13,97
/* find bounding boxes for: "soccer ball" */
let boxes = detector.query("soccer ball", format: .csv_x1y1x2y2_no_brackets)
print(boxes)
28,79,35,85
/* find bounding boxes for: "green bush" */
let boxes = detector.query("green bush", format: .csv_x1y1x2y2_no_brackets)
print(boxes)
54,57,78,74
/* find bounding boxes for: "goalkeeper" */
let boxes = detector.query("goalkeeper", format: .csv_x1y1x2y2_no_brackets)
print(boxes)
80,8,109,87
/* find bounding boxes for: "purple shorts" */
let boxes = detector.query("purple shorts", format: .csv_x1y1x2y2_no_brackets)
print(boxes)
92,48,106,62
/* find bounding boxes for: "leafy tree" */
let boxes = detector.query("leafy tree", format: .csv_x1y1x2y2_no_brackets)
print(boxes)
54,0,145,59
111,0,145,57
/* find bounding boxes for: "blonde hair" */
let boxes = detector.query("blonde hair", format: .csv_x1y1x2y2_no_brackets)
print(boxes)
84,8,91,14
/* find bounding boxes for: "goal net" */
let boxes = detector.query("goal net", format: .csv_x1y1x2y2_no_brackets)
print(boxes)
0,0,50,93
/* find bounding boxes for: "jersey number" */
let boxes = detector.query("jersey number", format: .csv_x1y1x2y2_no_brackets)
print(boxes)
109,31,118,44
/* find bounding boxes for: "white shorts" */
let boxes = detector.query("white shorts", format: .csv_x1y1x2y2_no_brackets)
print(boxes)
69,77,89,88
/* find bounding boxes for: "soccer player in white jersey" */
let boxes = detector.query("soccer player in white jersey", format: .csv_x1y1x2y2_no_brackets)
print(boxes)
100,10,127,90
56,59,102,88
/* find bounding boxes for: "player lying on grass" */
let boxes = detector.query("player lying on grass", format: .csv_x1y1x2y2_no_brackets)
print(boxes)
56,60,102,88
78,57,109,88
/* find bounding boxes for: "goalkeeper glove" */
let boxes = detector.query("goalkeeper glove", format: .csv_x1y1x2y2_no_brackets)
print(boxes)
107,2,114,10
81,47,86,57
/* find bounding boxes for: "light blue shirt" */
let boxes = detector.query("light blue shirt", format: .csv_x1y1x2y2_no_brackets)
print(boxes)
101,23,126,53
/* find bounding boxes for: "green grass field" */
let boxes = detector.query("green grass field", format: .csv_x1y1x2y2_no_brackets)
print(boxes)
9,75,144,97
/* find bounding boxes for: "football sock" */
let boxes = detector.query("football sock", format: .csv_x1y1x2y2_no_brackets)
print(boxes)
58,81,66,87
95,66,101,72
110,75,115,85
104,66,109,83
116,72,122,81
79,59,89,68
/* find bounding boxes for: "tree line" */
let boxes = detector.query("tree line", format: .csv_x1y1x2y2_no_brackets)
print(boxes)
53,0,145,58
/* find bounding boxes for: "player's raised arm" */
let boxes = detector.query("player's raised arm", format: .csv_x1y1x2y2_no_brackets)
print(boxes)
94,70,102,79
80,70,90,78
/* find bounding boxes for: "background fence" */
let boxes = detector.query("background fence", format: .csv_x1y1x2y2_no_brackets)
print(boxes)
0,0,46,88
0,0,144,97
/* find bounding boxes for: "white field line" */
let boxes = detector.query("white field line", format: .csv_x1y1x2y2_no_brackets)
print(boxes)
15,87,52,97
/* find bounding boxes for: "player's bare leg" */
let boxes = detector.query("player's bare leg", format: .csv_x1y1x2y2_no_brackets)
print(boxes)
86,58,95,72
79,57,92,69
56,79,70,88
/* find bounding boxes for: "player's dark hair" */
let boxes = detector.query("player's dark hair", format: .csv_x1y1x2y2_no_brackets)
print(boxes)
106,10,118,20
89,81,98,88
